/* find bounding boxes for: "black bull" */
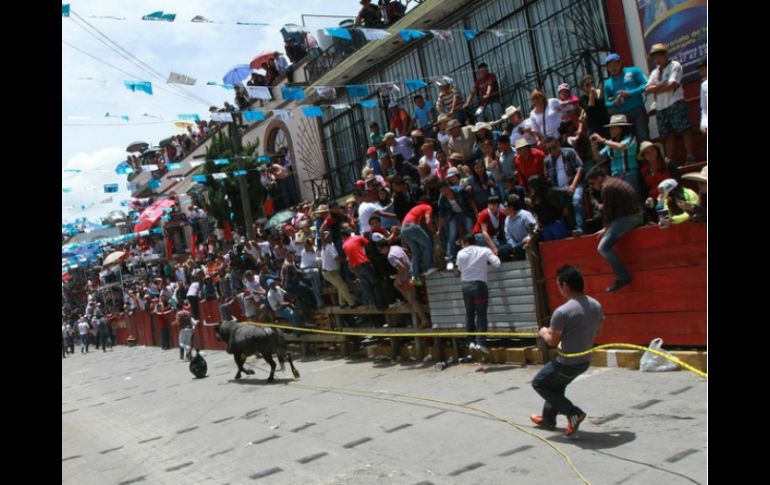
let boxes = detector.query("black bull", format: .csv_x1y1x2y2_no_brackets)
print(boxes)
215,321,300,381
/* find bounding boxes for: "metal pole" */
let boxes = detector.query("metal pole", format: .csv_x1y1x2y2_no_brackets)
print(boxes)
229,114,255,240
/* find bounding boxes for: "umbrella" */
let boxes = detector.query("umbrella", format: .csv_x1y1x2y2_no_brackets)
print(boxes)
223,64,253,85
264,209,296,231
249,51,276,70
174,121,193,129
141,147,161,158
126,141,149,153
102,251,128,267
159,136,175,148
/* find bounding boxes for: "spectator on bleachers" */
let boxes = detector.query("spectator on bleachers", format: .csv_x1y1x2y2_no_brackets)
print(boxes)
528,175,568,242
465,159,497,214
578,74,610,139
657,178,700,227
463,62,503,123
437,177,475,269
320,231,356,308
528,89,563,143
589,114,641,195
585,166,643,292
502,193,536,261
342,227,385,310
646,43,694,163
542,136,585,235
603,53,649,143
638,141,680,222
557,83,581,127
356,0,384,27
472,195,512,259
514,138,546,193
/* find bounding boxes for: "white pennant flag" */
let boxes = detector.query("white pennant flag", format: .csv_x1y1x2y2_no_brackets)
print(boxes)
167,72,197,86
100,197,114,204
273,109,293,122
211,112,234,122
331,103,351,110
491,29,506,38
430,30,454,42
212,173,228,180
377,83,401,94
190,161,205,168
246,86,272,100
315,87,337,100
143,164,159,171
359,28,391,41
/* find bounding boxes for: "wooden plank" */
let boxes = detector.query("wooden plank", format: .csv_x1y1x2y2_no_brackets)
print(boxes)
544,265,706,299
594,311,706,345
432,313,538,325
431,321,539,331
541,242,706,278
540,223,706,267
544,288,705,314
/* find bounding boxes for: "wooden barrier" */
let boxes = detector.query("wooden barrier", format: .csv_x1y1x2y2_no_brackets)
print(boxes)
539,223,706,345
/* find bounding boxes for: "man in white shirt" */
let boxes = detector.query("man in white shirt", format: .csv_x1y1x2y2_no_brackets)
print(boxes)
456,234,501,355
266,278,300,326
299,238,324,308
384,132,416,163
358,190,396,235
240,270,265,320
320,231,356,308
77,318,90,353
645,43,695,163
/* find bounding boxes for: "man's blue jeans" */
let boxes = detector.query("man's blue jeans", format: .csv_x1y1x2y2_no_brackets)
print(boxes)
301,268,324,308
351,263,384,308
275,307,299,326
597,214,642,282
532,360,590,425
446,214,474,262
400,222,433,275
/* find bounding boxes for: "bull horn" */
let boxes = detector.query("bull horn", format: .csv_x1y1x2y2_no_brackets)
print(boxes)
202,320,219,327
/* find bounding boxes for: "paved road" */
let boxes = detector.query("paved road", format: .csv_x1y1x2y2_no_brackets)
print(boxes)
62,346,706,485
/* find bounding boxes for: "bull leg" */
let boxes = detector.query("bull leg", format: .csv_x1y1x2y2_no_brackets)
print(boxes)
285,353,300,379
242,353,255,375
263,354,277,383
277,353,286,372
233,354,246,380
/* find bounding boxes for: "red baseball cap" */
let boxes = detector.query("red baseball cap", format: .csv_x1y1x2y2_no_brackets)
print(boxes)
283,224,295,232
366,146,378,156
355,179,366,187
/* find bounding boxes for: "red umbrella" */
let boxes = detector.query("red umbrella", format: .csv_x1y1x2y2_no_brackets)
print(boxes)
133,198,176,233
249,51,277,70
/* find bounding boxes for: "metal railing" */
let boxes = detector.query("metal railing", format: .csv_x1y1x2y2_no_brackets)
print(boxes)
304,30,371,84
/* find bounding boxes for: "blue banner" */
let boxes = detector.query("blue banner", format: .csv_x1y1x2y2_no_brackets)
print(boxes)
325,27,352,40
148,179,161,189
242,110,266,122
359,99,378,108
213,158,229,165
192,175,208,182
104,184,118,193
404,79,428,92
345,85,369,98
399,30,426,42
302,106,323,118
281,86,305,101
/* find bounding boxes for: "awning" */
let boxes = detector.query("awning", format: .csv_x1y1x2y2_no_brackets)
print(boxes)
133,198,176,233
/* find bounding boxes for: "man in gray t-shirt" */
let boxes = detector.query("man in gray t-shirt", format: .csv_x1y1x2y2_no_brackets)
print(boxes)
531,265,603,437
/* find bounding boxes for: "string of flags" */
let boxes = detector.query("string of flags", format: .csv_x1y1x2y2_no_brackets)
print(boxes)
63,5,269,27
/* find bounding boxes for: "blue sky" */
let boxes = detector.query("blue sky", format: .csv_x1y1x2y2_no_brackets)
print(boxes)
62,0,360,223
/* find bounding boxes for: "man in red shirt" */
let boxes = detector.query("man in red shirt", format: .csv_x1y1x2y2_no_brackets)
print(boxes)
463,62,503,122
400,196,437,278
514,138,546,192
342,228,385,309
471,195,513,259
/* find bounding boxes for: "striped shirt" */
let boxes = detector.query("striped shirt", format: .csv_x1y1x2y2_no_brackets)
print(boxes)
599,135,638,176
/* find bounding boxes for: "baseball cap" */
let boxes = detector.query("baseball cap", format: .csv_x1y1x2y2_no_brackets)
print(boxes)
557,83,570,92
604,53,621,64
266,278,275,286
366,146,378,156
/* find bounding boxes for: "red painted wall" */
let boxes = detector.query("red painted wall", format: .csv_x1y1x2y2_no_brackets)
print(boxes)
540,223,706,346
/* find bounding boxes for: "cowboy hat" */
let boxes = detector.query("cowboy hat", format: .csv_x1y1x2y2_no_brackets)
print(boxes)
500,106,521,120
637,140,665,160
514,138,531,150
604,114,633,127
682,165,707,183
649,43,668,56
471,122,492,133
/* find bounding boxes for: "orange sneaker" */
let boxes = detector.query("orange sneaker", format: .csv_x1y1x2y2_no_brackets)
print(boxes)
530,414,555,431
565,412,586,436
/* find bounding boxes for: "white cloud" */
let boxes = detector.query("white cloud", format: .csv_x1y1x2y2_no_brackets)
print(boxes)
63,0,359,223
